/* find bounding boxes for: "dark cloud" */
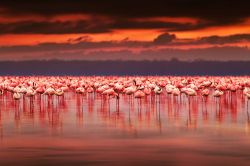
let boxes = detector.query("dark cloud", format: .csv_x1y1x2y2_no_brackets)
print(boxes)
152,33,250,45
67,36,93,43
153,33,250,45
153,33,176,44
0,21,110,34
111,19,198,30
0,19,211,34
196,34,250,44
0,0,249,26
0,1,248,34
0,40,150,53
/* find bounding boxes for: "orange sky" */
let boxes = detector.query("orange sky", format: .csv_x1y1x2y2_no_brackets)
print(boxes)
174,21,250,39
0,27,249,47
0,16,249,47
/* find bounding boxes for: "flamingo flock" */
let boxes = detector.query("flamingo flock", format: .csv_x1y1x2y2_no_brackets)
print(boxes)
0,76,249,105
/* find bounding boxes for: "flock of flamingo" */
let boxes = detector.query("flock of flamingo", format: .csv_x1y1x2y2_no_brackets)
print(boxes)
0,76,250,106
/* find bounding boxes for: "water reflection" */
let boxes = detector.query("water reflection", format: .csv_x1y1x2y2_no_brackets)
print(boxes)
0,91,250,134
0,91,250,166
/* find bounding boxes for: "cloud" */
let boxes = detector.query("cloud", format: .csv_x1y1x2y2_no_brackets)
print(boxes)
153,33,176,44
196,34,250,44
110,19,200,31
0,21,111,34
0,19,214,34
152,33,250,45
0,46,250,61
67,36,93,43
1,1,249,24
0,0,249,34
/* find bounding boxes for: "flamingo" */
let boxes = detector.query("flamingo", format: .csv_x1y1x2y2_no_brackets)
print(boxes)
200,88,210,110
55,89,64,96
213,89,224,108
202,80,212,87
134,90,145,108
166,84,175,94
124,85,137,105
86,86,94,93
36,86,45,94
172,88,180,96
102,88,119,108
244,88,250,109
96,85,109,94
26,88,36,97
143,87,152,95
184,88,197,108
114,83,124,100
61,86,69,92
213,90,224,97
154,85,162,104
134,90,145,98
43,87,56,104
13,92,21,100
154,86,162,95
43,87,56,96
76,87,85,94
124,86,136,95
201,88,210,102
201,88,210,97
185,88,197,96
19,86,27,94
102,88,115,96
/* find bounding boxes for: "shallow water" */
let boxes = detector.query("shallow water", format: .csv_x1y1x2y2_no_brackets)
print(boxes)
0,91,250,166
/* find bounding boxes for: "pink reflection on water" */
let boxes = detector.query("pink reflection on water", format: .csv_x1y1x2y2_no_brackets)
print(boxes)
0,90,250,166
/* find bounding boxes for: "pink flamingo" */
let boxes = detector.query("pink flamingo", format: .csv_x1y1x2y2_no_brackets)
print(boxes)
213,89,224,108
13,92,21,100
134,90,145,109
201,88,209,102
184,88,197,108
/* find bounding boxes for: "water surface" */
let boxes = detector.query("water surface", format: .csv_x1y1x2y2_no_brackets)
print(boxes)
0,91,250,166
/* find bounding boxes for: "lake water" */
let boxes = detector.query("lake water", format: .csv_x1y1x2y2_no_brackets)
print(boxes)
0,91,250,166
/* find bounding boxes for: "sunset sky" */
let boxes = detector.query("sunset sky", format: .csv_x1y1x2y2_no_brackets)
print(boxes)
0,0,250,61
